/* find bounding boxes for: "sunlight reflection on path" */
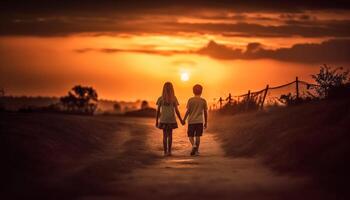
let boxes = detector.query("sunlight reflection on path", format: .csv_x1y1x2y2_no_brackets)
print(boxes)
76,118,320,200
107,119,314,200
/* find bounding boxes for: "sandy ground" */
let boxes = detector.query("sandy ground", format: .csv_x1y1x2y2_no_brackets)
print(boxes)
2,114,329,199
81,119,324,200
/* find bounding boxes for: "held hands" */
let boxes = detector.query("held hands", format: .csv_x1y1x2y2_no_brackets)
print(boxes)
181,119,186,126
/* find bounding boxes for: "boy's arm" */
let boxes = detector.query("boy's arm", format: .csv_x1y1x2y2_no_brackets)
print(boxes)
181,99,190,125
204,100,208,128
204,109,208,129
155,105,160,127
183,109,190,124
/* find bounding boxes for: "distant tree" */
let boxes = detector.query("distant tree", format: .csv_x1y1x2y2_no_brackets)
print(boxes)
113,102,121,112
124,106,130,112
141,100,149,109
312,65,349,98
60,85,98,115
0,88,5,111
0,88,4,97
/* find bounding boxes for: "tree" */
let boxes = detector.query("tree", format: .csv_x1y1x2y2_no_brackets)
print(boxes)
141,100,149,109
0,88,4,111
113,102,121,112
311,65,349,98
60,85,98,114
0,88,4,97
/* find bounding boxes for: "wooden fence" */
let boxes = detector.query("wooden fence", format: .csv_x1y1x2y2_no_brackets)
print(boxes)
212,77,319,111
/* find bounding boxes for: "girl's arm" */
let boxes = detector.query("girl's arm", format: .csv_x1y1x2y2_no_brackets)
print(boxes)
175,105,183,123
155,105,160,127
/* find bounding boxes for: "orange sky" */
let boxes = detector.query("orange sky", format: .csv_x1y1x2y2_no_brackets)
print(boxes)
0,35,324,102
1,2,350,103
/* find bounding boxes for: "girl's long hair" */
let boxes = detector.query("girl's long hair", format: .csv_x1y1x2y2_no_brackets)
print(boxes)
162,82,175,105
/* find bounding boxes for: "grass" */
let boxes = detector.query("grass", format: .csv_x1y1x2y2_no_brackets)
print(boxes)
209,97,350,196
0,113,158,199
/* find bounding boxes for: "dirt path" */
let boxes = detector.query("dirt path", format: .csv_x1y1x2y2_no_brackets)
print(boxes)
82,121,319,200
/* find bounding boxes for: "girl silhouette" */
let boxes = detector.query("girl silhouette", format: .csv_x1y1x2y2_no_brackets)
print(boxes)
156,82,183,156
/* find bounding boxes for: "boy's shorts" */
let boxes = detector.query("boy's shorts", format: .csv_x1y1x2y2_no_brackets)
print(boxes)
187,123,203,137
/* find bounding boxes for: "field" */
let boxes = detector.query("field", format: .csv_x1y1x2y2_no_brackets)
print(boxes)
0,113,158,199
210,97,350,196
1,98,350,199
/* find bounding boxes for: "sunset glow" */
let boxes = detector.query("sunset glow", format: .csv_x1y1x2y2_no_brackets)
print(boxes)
2,2,350,199
1,1,349,103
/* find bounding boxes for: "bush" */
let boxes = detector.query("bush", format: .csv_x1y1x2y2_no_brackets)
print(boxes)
279,93,316,106
311,65,349,98
328,83,350,99
218,95,260,115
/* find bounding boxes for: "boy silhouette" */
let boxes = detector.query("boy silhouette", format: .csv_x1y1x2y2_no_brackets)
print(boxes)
182,84,208,156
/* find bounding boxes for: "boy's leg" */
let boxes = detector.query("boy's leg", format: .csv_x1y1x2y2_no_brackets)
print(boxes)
195,136,201,151
162,129,168,154
188,124,197,156
194,123,203,155
167,129,173,154
188,124,195,146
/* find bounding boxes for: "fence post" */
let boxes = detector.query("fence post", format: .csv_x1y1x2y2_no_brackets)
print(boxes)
260,85,269,110
296,76,299,100
246,90,251,111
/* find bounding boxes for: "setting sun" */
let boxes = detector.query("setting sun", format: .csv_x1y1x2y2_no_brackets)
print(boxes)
180,72,190,82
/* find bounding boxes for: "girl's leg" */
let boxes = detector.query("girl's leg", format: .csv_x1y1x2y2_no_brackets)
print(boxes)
167,129,173,154
189,137,195,146
163,129,168,154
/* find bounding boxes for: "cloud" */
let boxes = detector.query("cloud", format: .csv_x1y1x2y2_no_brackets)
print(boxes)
171,21,350,38
197,41,242,59
75,39,350,63
171,60,197,67
1,1,350,37
74,48,187,56
2,1,350,15
196,39,350,63
2,16,350,38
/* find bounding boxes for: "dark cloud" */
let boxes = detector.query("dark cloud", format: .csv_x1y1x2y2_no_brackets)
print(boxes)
196,39,350,63
197,41,242,59
2,17,350,38
1,0,350,15
74,48,186,56
75,39,350,63
171,21,350,38
0,0,350,37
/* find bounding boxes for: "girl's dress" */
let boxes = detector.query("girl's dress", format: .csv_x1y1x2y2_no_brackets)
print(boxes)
156,96,179,130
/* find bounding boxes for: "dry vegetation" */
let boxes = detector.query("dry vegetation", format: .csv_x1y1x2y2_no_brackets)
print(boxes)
0,113,157,199
210,97,350,196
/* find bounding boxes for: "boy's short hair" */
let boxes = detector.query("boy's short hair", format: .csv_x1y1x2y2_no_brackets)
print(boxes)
193,84,203,95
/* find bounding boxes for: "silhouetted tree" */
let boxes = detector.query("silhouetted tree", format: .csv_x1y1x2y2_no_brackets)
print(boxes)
312,65,349,98
141,100,149,109
113,102,121,112
0,88,4,111
60,85,98,115
0,88,4,97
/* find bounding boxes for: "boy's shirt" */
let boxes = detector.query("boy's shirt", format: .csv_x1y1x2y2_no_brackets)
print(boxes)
186,96,208,124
